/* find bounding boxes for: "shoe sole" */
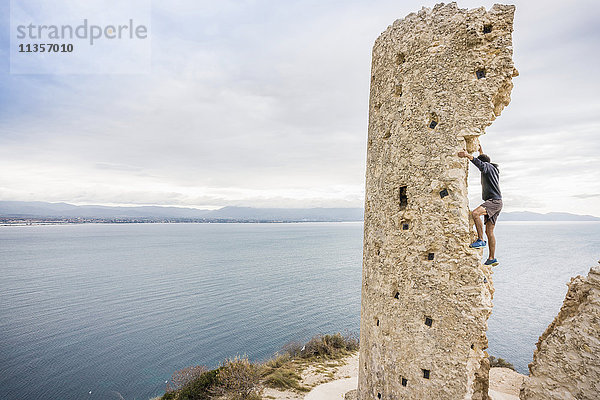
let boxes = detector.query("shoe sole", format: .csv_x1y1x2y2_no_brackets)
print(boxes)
485,262,499,266
469,245,487,249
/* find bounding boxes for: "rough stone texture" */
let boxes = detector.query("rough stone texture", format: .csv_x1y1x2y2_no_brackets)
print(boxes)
520,264,600,400
358,3,517,400
490,367,525,399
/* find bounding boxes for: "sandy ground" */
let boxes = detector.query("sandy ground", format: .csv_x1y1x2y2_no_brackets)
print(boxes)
262,353,358,400
263,353,525,400
304,377,357,400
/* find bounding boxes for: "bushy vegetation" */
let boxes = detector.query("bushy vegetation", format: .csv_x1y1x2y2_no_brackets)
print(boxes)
300,333,359,359
262,368,305,391
162,369,219,400
214,356,262,400
489,355,516,371
160,332,359,400
166,366,208,393
261,332,359,391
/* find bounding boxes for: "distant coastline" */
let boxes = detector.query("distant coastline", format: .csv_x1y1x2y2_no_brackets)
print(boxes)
0,217,343,226
0,201,598,225
3,219,600,227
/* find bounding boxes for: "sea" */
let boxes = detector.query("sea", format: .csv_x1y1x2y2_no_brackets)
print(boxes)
0,221,598,400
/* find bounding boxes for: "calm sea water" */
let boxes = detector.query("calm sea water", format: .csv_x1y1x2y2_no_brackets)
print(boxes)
0,222,598,400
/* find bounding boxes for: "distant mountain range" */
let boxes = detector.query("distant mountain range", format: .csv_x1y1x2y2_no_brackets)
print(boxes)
0,201,363,222
499,211,600,221
0,201,598,222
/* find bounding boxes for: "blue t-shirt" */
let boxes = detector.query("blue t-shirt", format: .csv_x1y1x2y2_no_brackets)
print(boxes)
471,157,502,201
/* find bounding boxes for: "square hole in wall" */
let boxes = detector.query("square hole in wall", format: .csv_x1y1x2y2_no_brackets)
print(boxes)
394,84,403,97
483,24,492,34
422,369,430,379
396,52,406,65
402,223,409,230
399,186,408,209
377,393,382,399
476,69,486,79
394,292,400,299
439,188,449,198
429,120,438,129
401,377,408,387
425,317,433,327
376,319,380,327
427,252,435,261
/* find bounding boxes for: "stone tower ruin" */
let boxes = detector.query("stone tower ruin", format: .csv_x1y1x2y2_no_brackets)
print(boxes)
358,3,518,399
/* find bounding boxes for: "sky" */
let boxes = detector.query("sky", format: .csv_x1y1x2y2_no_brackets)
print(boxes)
0,0,599,215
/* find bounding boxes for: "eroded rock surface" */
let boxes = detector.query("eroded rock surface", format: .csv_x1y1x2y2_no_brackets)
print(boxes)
520,264,600,400
358,3,517,399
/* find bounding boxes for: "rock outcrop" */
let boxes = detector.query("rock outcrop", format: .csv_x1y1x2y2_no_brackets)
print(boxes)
520,264,600,400
358,3,517,400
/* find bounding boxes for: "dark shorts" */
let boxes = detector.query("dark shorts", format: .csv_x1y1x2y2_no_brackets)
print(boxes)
481,199,503,225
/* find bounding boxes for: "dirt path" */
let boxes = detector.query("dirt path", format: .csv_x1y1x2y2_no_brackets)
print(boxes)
262,353,358,400
304,377,357,400
264,353,524,400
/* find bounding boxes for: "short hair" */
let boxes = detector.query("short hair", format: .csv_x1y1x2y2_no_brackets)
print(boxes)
477,154,491,163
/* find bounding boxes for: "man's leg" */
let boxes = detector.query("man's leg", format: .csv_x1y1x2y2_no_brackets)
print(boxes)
485,221,496,260
472,206,487,240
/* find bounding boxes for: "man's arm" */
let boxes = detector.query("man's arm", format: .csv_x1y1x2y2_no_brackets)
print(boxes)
458,150,489,172
457,150,473,160
470,156,488,172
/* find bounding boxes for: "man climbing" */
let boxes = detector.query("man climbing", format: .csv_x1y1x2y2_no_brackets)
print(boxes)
458,144,502,266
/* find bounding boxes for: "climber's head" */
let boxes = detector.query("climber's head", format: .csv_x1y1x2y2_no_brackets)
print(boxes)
477,154,491,163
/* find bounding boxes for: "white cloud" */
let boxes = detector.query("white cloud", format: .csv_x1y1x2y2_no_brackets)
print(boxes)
1,0,599,215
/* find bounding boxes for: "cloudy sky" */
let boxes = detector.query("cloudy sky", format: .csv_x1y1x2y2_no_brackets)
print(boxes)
1,0,599,215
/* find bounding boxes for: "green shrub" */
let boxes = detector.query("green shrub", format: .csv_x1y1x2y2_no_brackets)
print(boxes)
161,393,178,400
280,341,303,358
161,331,360,399
264,353,291,369
166,366,208,393
301,333,358,360
263,368,304,391
215,355,262,400
489,355,516,371
161,369,219,400
342,331,359,352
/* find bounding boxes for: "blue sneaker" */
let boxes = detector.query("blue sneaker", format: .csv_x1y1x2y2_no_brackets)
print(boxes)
469,239,487,248
484,258,499,266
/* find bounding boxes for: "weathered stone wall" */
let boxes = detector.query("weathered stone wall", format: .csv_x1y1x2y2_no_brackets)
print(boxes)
520,264,600,400
358,3,517,399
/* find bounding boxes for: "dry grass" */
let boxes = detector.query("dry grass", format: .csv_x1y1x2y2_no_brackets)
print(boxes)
160,332,359,400
166,366,208,393
261,332,359,392
215,356,262,400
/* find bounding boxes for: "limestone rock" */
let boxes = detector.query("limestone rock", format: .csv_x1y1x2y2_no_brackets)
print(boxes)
490,367,525,399
358,3,517,400
520,264,600,400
